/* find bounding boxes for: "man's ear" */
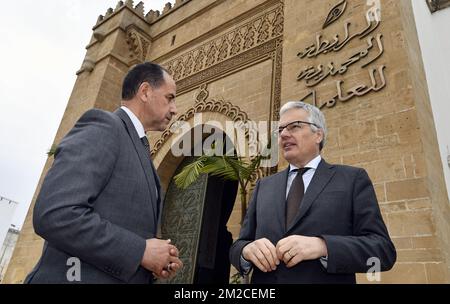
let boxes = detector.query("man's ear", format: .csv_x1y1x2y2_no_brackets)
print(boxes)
316,129,324,144
138,82,152,102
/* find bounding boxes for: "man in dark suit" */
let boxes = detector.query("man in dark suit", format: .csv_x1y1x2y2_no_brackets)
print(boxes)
230,101,396,284
25,62,183,284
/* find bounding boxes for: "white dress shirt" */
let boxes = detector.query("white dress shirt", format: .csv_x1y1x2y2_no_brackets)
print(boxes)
121,106,146,138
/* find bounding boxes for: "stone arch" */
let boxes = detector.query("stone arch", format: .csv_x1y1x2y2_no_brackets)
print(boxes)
152,98,258,192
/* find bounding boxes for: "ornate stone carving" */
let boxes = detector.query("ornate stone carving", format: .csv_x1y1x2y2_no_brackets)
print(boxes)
229,30,243,56
126,25,151,65
205,43,218,68
218,37,230,62
257,14,271,44
176,38,281,93
195,84,209,104
243,24,256,50
272,5,284,37
151,98,250,156
161,3,284,82
76,57,96,75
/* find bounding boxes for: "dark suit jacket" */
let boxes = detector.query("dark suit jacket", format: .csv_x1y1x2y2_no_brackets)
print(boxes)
230,159,396,284
25,108,161,284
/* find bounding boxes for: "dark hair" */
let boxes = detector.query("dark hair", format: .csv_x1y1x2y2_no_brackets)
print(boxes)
121,62,167,100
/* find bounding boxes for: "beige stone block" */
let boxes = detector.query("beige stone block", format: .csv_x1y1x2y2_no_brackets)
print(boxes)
227,210,242,228
342,151,379,166
380,201,407,213
386,178,429,201
406,198,432,211
338,120,376,149
2,267,27,284
363,158,405,184
412,236,439,249
388,210,435,237
373,183,386,203
425,263,449,283
358,134,399,152
392,237,412,250
376,110,420,142
411,153,427,178
228,225,241,239
396,249,443,263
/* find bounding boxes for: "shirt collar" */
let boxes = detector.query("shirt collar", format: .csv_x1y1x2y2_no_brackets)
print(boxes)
121,106,146,139
289,155,322,173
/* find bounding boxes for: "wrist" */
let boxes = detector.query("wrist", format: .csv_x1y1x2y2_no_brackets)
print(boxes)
316,237,328,257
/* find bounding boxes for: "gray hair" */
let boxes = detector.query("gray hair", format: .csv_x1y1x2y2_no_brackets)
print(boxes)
279,101,327,151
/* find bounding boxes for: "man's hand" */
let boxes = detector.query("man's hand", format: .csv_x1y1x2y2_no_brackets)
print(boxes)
276,235,328,268
141,238,183,278
242,238,280,273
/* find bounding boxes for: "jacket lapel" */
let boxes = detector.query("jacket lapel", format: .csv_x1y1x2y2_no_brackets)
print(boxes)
273,167,290,233
286,159,336,233
114,108,159,223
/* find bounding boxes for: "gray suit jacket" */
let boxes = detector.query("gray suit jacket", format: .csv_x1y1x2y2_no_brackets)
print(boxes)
25,108,161,284
230,159,396,284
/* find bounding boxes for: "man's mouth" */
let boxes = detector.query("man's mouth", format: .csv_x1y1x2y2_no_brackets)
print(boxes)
283,143,296,150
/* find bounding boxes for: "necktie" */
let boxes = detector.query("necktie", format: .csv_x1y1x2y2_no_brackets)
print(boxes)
141,136,151,156
141,136,161,217
286,167,310,228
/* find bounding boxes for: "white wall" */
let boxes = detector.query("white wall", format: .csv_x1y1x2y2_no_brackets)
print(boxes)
0,199,17,249
412,1,450,202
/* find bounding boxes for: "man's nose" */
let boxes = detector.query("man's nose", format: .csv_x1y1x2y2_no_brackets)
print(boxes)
171,104,177,116
279,127,290,138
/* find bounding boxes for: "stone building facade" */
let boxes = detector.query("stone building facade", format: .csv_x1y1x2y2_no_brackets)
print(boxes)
3,0,450,283
0,228,20,283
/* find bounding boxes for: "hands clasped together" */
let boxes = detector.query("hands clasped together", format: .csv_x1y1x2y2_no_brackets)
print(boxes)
140,238,183,279
242,235,328,272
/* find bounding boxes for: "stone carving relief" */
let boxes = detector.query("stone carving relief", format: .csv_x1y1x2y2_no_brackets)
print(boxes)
162,3,284,82
151,98,250,156
126,25,151,65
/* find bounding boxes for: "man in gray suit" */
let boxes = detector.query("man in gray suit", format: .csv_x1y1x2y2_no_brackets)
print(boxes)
230,101,396,283
25,62,183,283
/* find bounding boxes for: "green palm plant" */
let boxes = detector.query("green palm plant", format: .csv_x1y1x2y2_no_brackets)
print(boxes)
173,151,262,224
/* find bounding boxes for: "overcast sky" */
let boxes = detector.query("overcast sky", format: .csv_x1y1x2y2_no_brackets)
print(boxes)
0,0,172,230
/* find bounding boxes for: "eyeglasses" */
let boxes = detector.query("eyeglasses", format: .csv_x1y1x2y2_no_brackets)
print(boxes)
276,120,319,135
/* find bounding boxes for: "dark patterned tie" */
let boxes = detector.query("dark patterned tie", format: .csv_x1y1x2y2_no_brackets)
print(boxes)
286,167,311,228
141,135,161,217
141,136,151,156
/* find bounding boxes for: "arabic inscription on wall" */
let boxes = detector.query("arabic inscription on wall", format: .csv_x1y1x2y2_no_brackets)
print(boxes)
297,0,386,109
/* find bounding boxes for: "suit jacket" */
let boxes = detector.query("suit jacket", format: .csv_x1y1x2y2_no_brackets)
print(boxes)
230,159,396,284
25,108,161,284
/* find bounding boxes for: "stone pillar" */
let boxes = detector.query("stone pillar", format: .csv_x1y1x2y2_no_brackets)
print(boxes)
281,0,450,283
2,0,152,283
